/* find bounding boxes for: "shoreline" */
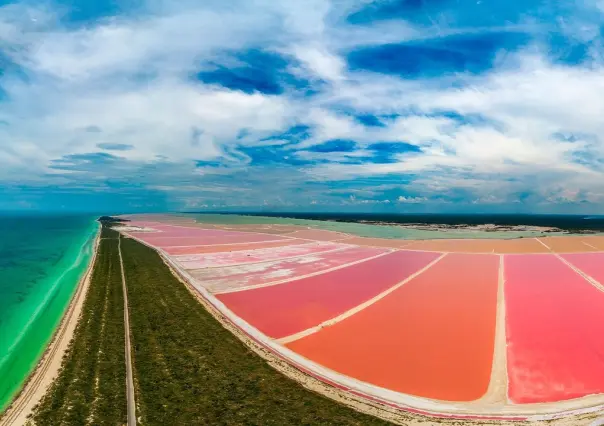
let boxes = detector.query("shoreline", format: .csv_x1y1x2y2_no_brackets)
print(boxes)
182,213,604,237
145,213,593,240
0,227,100,426
355,221,562,233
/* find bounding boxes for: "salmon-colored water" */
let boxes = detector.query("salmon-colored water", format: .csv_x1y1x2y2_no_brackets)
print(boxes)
538,237,598,253
586,236,604,250
505,254,604,403
348,237,551,253
343,237,414,249
491,238,550,253
404,239,498,253
287,253,499,401
216,250,440,338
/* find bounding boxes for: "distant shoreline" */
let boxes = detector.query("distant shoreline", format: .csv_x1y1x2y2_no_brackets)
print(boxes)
348,220,564,234
188,212,604,234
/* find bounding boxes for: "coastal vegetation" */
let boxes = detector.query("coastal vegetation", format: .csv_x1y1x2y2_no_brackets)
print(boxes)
120,237,389,425
98,216,129,224
31,226,127,425
26,223,390,425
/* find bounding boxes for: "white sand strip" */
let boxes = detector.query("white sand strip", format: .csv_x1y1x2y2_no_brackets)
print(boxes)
535,238,552,251
479,255,509,405
118,235,137,425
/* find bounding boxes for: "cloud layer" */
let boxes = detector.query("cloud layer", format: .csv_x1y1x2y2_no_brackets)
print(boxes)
1,0,604,212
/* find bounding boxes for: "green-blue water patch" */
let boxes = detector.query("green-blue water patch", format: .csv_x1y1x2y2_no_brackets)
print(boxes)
184,213,573,240
0,214,98,413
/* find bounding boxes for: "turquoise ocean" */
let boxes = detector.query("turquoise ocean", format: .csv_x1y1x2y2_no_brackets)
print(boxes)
0,214,98,412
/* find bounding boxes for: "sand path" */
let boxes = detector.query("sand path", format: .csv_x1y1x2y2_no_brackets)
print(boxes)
118,234,137,425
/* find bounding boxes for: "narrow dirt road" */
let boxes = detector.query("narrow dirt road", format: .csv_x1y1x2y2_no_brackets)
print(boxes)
119,234,137,426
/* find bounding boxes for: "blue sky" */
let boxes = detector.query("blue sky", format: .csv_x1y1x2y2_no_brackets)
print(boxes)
1,0,604,213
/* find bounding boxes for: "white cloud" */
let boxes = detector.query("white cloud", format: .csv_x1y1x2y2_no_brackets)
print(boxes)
1,0,604,211
291,45,346,82
398,196,427,204
306,55,604,206
471,195,506,205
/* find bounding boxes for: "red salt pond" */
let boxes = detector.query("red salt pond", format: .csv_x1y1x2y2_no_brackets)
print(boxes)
216,250,440,339
128,223,244,238
129,226,229,237
138,234,286,247
505,254,604,403
286,253,499,402
122,218,604,410
163,239,304,256
175,242,347,269
561,252,604,284
127,223,290,247
192,246,389,293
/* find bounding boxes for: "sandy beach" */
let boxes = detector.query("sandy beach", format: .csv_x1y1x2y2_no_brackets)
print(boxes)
0,231,100,426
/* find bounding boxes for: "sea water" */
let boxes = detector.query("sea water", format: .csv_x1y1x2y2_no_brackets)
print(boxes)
0,214,98,412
